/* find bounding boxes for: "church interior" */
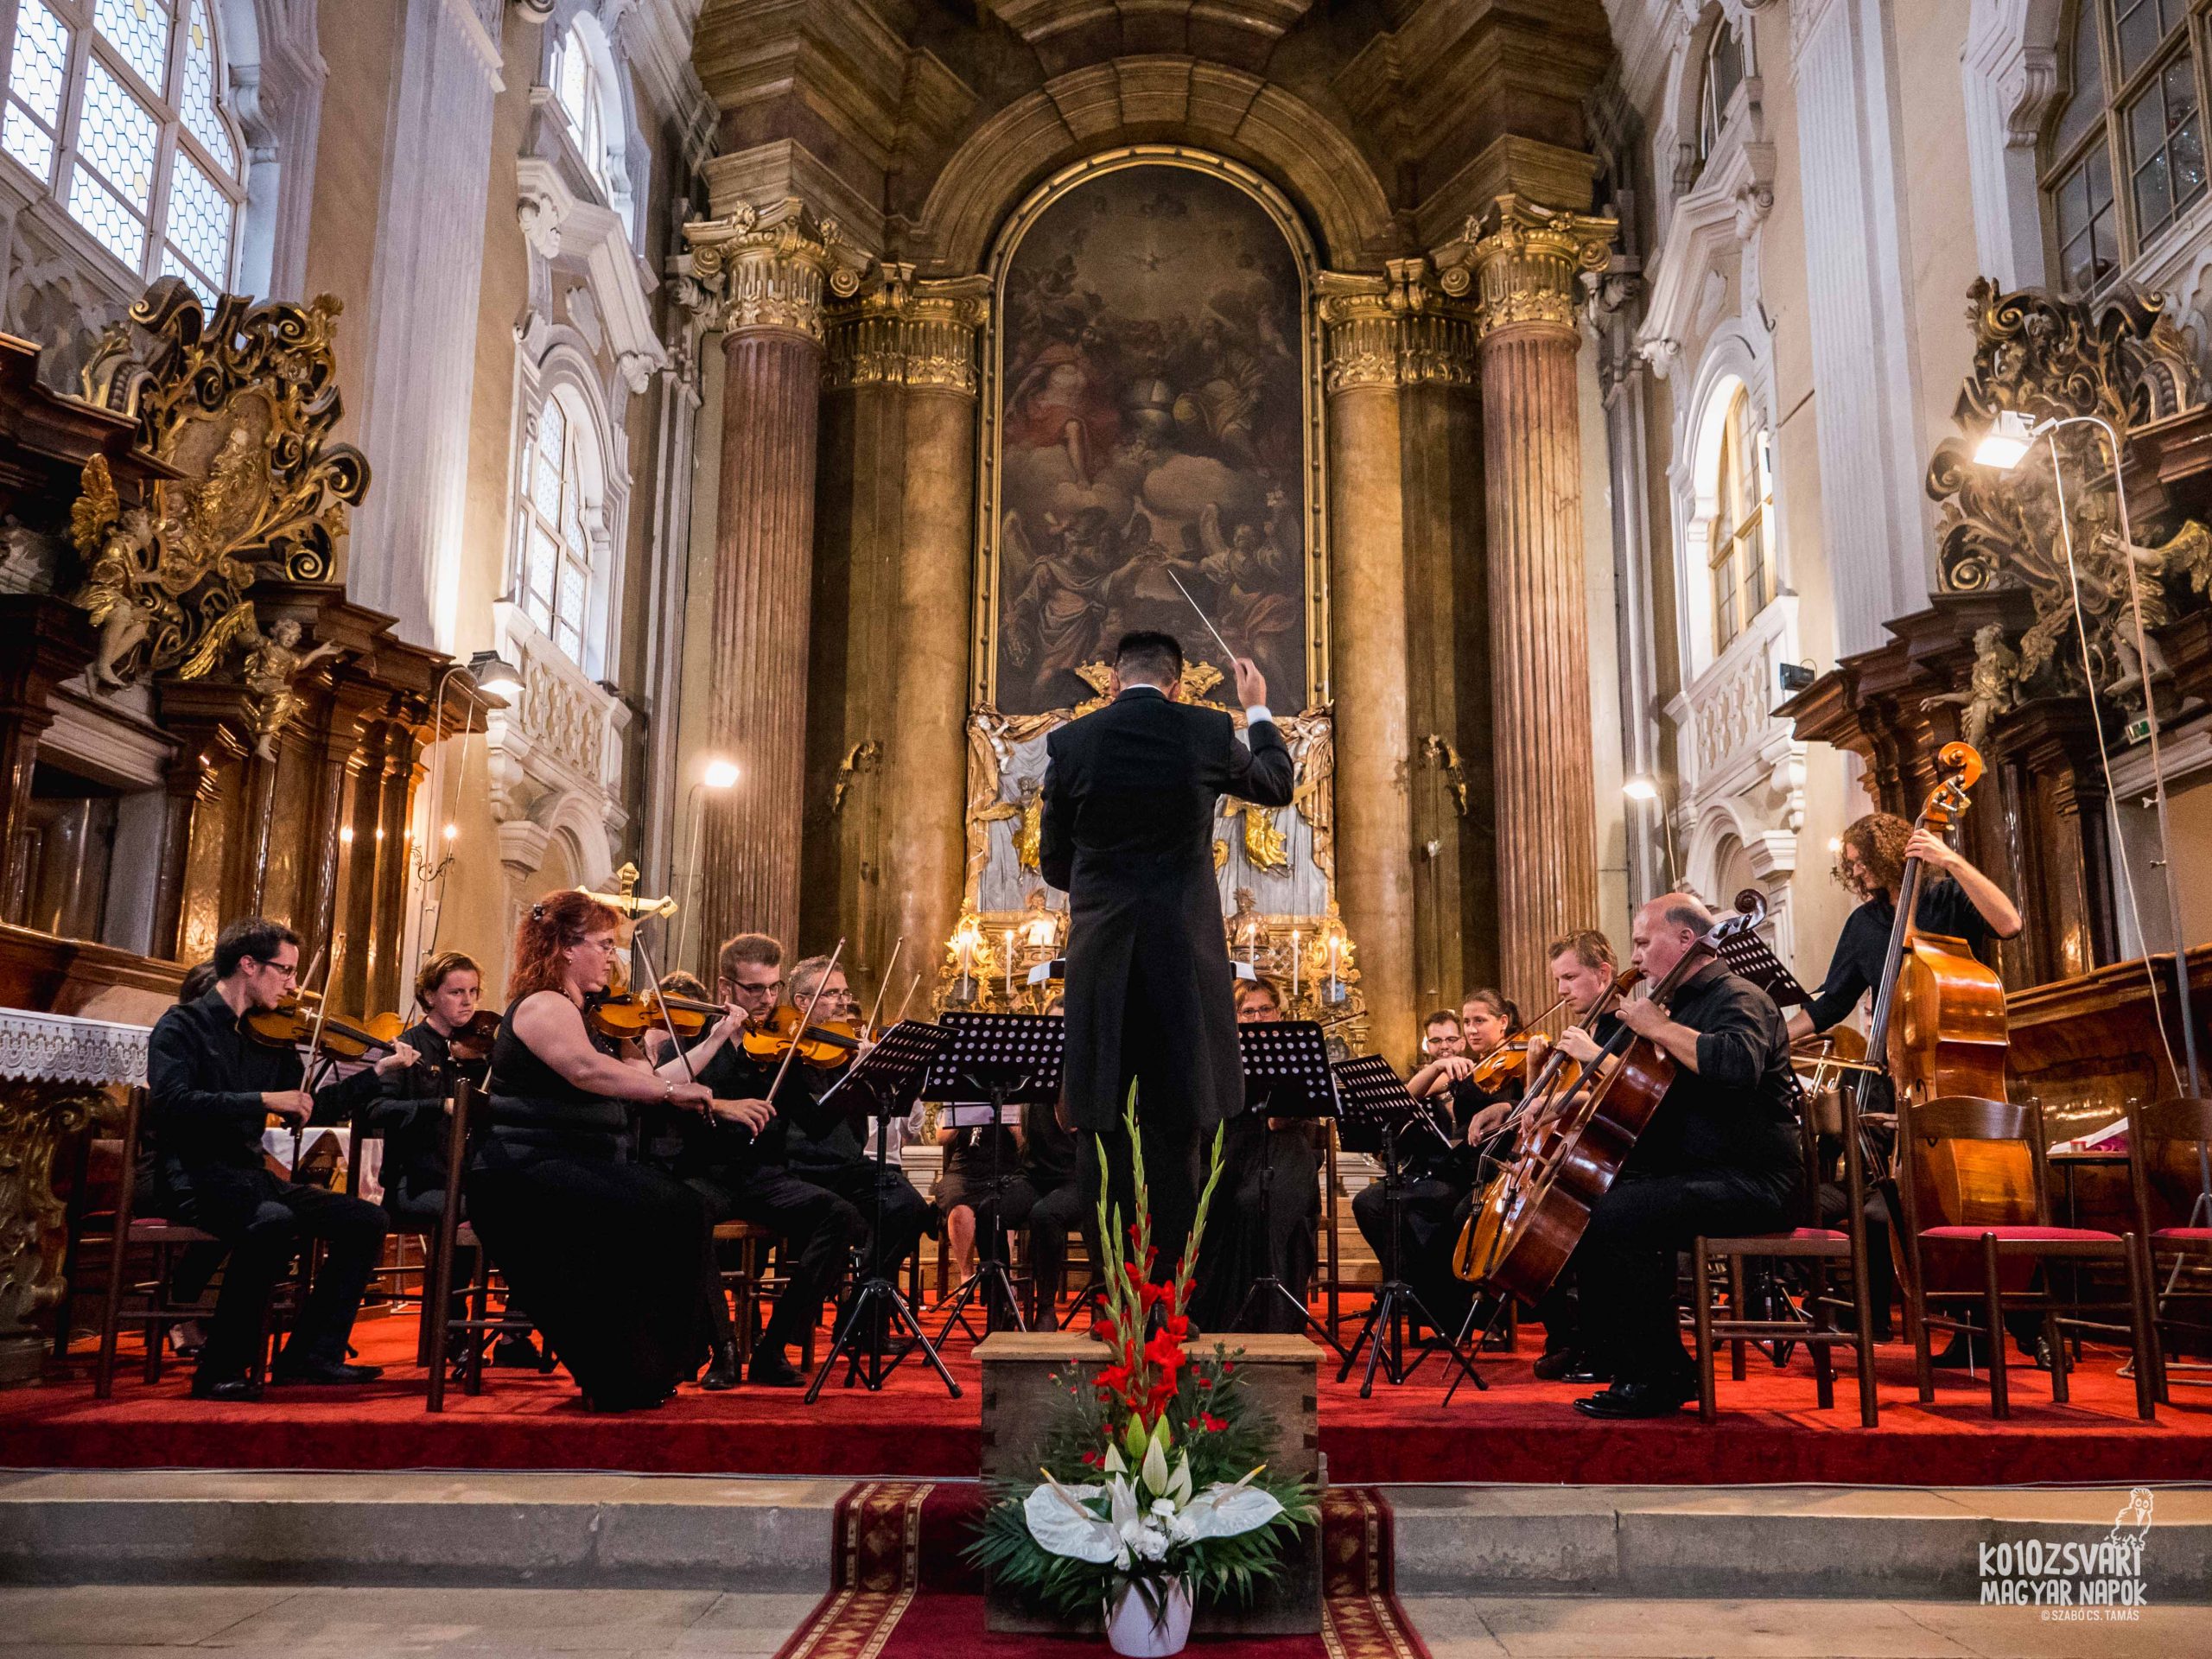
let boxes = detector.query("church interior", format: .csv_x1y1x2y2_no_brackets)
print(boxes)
0,0,2208,1653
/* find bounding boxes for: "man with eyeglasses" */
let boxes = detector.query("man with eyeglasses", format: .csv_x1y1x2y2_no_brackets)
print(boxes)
637,931,862,1387
144,916,391,1401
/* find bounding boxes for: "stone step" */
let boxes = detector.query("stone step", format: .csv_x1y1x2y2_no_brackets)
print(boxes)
2,1470,2203,1602
1382,1482,2212,1603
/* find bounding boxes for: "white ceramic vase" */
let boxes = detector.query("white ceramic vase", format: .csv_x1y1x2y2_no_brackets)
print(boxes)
1103,1578,1193,1657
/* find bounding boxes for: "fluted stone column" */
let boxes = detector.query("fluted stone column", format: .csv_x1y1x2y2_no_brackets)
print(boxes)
1447,197,1616,1001
1318,264,1477,1058
685,200,867,947
818,270,988,985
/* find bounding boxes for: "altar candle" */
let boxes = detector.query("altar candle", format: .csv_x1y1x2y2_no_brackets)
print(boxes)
1004,930,1015,1000
1327,934,1341,992
1291,931,1301,1003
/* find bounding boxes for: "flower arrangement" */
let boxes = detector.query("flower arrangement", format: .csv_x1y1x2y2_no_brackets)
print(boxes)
969,1091,1318,1655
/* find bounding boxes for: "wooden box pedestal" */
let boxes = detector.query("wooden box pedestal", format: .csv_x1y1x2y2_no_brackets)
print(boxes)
976,1331,1323,1635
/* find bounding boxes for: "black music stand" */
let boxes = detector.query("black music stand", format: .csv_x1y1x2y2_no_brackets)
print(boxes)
923,1012,1064,1346
1332,1054,1486,1399
1229,1021,1348,1359
805,1020,963,1402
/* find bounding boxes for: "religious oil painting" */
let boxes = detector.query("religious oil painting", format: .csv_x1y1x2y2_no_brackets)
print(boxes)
988,159,1316,715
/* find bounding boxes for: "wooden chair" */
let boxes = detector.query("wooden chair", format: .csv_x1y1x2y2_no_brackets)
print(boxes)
711,1217,774,1363
424,1080,544,1411
92,1086,293,1396
2125,1096,2212,1400
1691,1079,1879,1426
1897,1095,2158,1420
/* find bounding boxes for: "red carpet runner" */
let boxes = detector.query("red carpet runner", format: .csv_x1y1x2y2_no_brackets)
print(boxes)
774,1481,1427,1659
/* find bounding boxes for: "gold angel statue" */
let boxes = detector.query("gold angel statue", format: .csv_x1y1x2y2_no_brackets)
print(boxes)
70,454,255,690
239,613,341,760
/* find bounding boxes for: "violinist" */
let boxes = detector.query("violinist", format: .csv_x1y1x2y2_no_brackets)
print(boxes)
144,918,391,1402
1567,897,1802,1419
639,933,864,1389
1784,812,2024,1355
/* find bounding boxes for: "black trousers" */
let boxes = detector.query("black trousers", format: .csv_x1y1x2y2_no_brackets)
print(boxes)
1014,1173,1088,1313
1351,1166,1475,1332
786,1158,927,1281
466,1154,707,1408
1082,1108,1201,1288
1568,1166,1796,1389
1192,1116,1319,1331
692,1167,865,1356
169,1167,387,1378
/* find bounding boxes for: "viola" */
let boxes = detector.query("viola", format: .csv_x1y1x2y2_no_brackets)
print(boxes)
740,1003,863,1068
243,993,406,1063
584,989,728,1044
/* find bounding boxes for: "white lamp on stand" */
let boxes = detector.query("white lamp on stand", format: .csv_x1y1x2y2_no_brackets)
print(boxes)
677,758,740,975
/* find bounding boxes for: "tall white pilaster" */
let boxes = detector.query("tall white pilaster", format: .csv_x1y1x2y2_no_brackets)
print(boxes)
348,0,504,648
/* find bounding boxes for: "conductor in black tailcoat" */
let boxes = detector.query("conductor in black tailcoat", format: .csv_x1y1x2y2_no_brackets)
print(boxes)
1040,630,1297,1286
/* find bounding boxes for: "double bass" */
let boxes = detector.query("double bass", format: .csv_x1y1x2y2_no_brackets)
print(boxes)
1453,912,1759,1300
1858,742,2035,1291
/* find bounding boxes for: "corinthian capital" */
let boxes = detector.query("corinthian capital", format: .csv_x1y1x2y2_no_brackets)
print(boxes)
681,198,873,343
1314,259,1480,393
823,264,992,395
1435,194,1618,342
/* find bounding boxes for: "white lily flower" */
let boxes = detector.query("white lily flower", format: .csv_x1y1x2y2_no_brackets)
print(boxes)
1103,1444,1128,1476
1140,1431,1171,1497
1167,1452,1193,1506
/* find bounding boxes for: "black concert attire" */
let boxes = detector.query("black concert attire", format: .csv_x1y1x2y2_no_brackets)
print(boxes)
463,999,708,1409
1007,1096,1088,1320
1351,1068,1520,1332
1041,685,1296,1281
1526,1012,1624,1364
1567,966,1802,1396
1190,1109,1322,1332
143,989,389,1382
367,1021,494,1341
779,1052,930,1291
638,1038,863,1365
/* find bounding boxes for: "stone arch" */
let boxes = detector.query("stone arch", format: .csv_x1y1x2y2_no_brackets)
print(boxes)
912,60,1397,276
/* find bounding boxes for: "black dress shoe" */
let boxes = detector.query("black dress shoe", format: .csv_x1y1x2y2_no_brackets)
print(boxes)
491,1335,543,1370
1572,1381,1692,1420
700,1342,743,1391
1929,1335,1980,1370
1534,1349,1608,1384
270,1357,383,1386
189,1370,262,1402
748,1351,805,1388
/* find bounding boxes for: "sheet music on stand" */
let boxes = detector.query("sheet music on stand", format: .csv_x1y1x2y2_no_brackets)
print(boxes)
1239,1020,1337,1121
1710,926,1812,1008
1329,1053,1449,1160
823,1020,944,1115
922,1011,1065,1104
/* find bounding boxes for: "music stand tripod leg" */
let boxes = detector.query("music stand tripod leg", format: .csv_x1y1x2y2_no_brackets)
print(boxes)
1231,1122,1348,1361
934,1086,1029,1347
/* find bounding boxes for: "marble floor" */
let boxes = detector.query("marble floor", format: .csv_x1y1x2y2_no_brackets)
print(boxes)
0,1586,2198,1658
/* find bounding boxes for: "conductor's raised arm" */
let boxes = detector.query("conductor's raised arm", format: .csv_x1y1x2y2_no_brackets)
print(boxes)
1228,655,1295,808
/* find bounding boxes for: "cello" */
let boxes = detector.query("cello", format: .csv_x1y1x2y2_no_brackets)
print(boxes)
1456,912,1759,1301
1857,742,2035,1294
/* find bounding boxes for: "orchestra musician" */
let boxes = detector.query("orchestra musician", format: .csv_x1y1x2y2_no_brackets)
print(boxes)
1189,976,1320,1331
1352,999,1522,1338
1566,897,1802,1418
463,892,753,1412
1010,992,1088,1325
1515,931,1625,1383
638,933,866,1389
143,918,393,1401
1041,630,1295,1286
1785,811,2024,1355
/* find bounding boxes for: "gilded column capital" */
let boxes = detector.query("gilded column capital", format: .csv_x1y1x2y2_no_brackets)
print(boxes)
1314,259,1480,393
682,198,873,344
823,264,992,396
1435,194,1618,342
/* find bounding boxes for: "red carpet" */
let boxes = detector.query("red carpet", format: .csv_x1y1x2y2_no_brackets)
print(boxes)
772,1480,1426,1659
7,1309,2208,1485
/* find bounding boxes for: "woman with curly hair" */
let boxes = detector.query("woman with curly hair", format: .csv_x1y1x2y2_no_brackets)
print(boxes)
465,890,766,1410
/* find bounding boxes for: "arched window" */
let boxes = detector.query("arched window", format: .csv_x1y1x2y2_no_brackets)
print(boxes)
517,393,599,666
1707,386,1772,654
1,0,245,302
2044,0,2206,294
554,21,615,207
1696,17,1746,168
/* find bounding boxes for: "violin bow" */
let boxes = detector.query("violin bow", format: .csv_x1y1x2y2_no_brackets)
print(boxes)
628,918,698,1086
292,934,346,1175
762,937,846,1105
862,935,904,1040
893,968,924,1026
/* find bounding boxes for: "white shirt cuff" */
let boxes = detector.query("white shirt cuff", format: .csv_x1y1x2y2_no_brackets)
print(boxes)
1244,704,1274,727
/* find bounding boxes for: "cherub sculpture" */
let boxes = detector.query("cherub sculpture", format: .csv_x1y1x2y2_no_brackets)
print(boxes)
239,615,341,760
1921,623,2022,751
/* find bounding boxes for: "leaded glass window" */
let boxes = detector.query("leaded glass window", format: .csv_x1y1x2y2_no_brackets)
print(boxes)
1708,388,1773,656
517,394,599,666
555,22,613,206
1696,18,1746,169
2043,0,2208,291
1,0,244,300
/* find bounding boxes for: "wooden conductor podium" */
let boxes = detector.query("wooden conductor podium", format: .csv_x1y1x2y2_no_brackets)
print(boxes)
976,1331,1322,1635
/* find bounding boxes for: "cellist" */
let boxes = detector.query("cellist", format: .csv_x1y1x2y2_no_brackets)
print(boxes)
1784,811,2023,1357
1567,896,1803,1419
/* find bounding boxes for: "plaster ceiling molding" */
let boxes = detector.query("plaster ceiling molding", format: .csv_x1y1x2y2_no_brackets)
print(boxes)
914,61,1395,275
982,0,1316,76
517,153,669,391
1962,0,2063,289
1635,116,1772,376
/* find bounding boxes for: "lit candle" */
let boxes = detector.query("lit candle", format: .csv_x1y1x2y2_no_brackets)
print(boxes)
1004,930,1015,1001
1327,934,1341,993
957,927,973,979
1291,930,1300,1004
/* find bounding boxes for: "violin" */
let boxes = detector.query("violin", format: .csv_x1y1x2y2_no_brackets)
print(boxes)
740,1004,863,1068
584,989,729,1044
243,992,406,1062
1471,1038,1533,1092
446,1007,501,1060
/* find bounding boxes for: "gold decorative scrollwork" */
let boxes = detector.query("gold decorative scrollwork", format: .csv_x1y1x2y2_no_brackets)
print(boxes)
1926,277,2212,714
67,279,368,690
0,1083,100,1379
